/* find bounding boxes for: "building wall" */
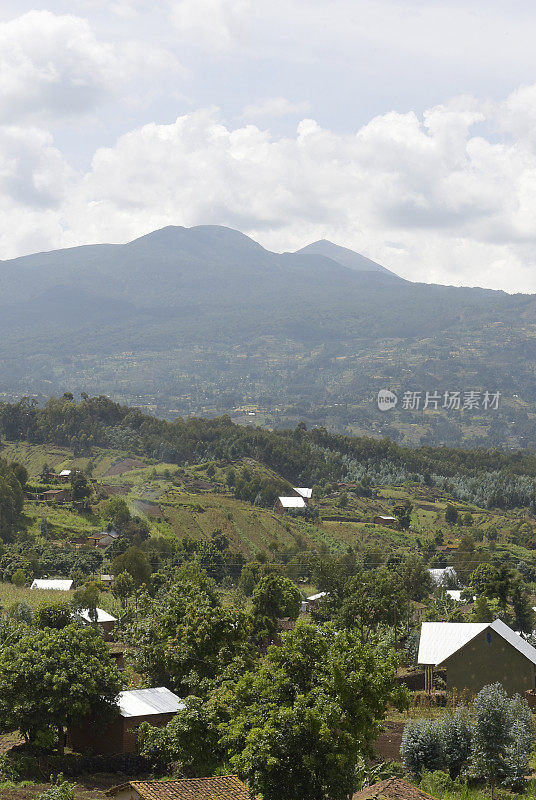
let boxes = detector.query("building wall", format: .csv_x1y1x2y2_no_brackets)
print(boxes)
444,629,536,696
67,712,175,755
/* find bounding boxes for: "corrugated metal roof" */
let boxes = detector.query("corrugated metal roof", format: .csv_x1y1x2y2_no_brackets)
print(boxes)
76,607,117,624
307,591,329,601
490,618,536,665
418,622,488,664
418,619,536,666
118,687,184,718
59,469,72,476
30,579,73,591
428,567,457,585
278,496,306,508
293,487,312,499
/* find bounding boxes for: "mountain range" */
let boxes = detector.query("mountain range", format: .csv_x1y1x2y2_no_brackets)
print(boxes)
1,224,535,448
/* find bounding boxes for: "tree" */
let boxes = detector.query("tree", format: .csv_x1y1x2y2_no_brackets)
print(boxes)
35,599,71,630
102,496,131,531
139,696,222,775
11,568,26,587
487,565,512,611
70,472,92,503
401,707,472,779
401,718,444,776
394,500,412,530
470,563,498,596
470,595,496,623
111,546,151,586
111,570,134,608
511,581,534,635
0,625,121,753
133,575,257,697
220,622,407,800
445,504,459,525
472,683,533,797
396,555,433,602
252,574,301,620
71,582,101,623
336,569,408,644
239,564,256,596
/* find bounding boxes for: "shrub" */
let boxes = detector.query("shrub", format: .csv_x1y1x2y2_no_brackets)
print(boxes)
441,706,473,778
37,774,76,800
401,718,444,776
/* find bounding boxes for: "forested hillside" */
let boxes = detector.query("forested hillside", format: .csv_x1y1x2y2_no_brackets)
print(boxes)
1,225,536,447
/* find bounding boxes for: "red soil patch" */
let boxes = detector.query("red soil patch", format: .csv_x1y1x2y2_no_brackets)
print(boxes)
373,721,405,761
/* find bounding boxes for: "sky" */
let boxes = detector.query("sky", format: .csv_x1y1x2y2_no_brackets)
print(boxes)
3,1,536,291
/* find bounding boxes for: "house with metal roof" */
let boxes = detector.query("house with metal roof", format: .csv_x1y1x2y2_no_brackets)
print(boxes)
293,487,312,500
67,687,184,754
274,496,306,514
107,776,251,800
428,566,457,586
30,579,73,591
74,607,117,639
418,619,536,695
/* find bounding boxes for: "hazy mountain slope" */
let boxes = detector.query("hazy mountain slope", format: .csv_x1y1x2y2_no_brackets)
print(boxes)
1,223,536,448
295,239,398,276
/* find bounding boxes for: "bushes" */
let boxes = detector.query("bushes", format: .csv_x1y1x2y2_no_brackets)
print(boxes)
402,708,473,779
402,685,534,791
401,718,444,777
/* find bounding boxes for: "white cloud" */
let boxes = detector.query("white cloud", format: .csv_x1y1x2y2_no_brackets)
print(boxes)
0,126,74,257
242,97,311,119
169,0,251,50
5,83,536,292
0,10,182,124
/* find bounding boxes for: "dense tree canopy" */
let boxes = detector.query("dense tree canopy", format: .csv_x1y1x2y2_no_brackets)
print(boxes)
0,623,121,752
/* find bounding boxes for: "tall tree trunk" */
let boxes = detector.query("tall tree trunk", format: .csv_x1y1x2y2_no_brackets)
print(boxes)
58,724,64,756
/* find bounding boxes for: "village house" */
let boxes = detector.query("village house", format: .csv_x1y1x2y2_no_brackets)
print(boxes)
31,579,73,591
418,618,536,696
373,515,397,527
42,489,71,504
353,777,438,800
74,607,117,639
88,530,120,547
101,574,114,588
58,469,72,483
274,496,306,515
107,776,251,800
293,487,312,501
428,566,457,586
67,687,183,755
306,591,329,610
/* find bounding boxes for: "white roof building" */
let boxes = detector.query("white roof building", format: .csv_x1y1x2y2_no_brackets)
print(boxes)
307,591,329,602
428,566,457,586
418,619,536,666
59,469,72,477
117,687,184,718
293,487,312,499
31,579,73,591
76,607,117,624
277,496,306,509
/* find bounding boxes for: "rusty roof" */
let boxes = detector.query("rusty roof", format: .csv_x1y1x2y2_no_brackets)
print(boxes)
352,778,438,800
107,776,251,800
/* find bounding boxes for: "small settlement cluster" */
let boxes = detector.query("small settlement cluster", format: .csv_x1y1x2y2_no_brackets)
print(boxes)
19,476,536,800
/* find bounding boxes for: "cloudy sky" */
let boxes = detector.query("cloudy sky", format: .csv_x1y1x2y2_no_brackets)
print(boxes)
3,0,536,291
